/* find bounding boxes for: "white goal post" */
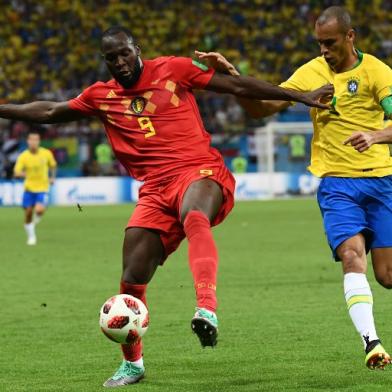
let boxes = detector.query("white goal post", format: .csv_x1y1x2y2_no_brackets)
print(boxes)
249,121,319,198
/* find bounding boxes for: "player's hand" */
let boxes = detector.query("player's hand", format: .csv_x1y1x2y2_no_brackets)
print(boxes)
50,178,55,185
301,84,335,109
343,131,376,153
194,51,240,76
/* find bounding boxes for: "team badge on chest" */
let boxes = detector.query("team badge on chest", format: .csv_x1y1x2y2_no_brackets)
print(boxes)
347,77,360,95
131,97,146,114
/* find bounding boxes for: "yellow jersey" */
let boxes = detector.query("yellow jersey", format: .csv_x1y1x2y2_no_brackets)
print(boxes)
280,51,392,177
14,147,57,192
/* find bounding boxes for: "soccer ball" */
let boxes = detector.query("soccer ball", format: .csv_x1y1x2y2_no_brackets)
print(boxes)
99,294,149,344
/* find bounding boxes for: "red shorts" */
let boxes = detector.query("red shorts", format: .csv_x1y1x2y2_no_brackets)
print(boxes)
127,164,235,261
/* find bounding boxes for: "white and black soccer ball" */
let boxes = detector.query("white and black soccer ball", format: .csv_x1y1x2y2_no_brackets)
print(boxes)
99,294,149,344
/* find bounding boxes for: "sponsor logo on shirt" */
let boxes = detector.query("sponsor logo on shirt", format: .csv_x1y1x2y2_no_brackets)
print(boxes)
131,97,146,114
347,77,360,95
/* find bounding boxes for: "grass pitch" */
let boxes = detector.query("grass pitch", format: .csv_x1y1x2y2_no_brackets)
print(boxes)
0,200,391,392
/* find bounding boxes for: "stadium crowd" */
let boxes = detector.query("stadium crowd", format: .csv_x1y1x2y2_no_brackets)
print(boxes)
1,0,391,176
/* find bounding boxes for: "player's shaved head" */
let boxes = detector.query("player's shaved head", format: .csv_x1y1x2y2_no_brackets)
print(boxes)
101,26,136,48
316,6,352,34
101,26,142,88
315,6,356,73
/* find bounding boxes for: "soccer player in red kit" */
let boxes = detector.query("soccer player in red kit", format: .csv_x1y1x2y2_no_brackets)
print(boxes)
0,27,332,387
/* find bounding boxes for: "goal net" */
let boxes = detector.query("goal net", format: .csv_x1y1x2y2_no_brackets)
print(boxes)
248,121,321,199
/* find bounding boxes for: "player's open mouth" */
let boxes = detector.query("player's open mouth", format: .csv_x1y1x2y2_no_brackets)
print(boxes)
119,70,132,77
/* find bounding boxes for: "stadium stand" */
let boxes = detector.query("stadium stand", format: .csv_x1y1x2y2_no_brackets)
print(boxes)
1,0,391,176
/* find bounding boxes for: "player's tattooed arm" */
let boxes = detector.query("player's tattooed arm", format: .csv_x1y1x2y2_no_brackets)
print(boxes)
197,50,333,111
0,101,85,124
344,123,392,153
195,51,291,118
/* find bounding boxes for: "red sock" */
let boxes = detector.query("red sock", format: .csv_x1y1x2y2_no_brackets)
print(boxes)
183,210,218,312
120,281,147,362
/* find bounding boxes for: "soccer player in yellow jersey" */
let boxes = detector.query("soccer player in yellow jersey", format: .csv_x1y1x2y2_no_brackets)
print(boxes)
14,131,57,245
197,6,392,369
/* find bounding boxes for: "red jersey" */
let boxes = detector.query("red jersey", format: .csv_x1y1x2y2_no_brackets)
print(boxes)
69,56,224,181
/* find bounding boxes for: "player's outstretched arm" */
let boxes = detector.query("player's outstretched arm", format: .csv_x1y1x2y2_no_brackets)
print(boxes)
0,101,85,124
195,51,294,117
206,72,332,109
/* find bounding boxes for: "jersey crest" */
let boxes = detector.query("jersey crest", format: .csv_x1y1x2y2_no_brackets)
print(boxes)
347,77,360,95
131,97,146,114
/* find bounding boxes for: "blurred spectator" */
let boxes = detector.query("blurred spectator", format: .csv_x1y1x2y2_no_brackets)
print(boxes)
289,134,306,160
231,155,248,173
95,140,114,176
2,135,20,179
0,1,391,177
81,159,100,177
1,1,390,103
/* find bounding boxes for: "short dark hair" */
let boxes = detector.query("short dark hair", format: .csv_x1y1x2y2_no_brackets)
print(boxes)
316,6,352,34
101,26,136,43
27,130,41,137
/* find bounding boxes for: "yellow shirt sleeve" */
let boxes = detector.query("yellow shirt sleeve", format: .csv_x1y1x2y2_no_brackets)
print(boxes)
47,150,57,168
14,153,25,175
280,63,315,92
371,61,392,103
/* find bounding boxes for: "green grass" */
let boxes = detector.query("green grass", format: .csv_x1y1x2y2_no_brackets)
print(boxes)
0,200,391,391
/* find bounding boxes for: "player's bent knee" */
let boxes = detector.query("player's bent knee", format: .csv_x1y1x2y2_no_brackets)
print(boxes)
340,247,363,262
340,248,365,272
181,207,209,223
122,256,159,284
35,204,46,214
122,229,163,284
375,270,392,289
122,267,148,285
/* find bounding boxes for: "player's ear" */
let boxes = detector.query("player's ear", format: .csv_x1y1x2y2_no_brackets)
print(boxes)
346,28,355,43
135,45,141,56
